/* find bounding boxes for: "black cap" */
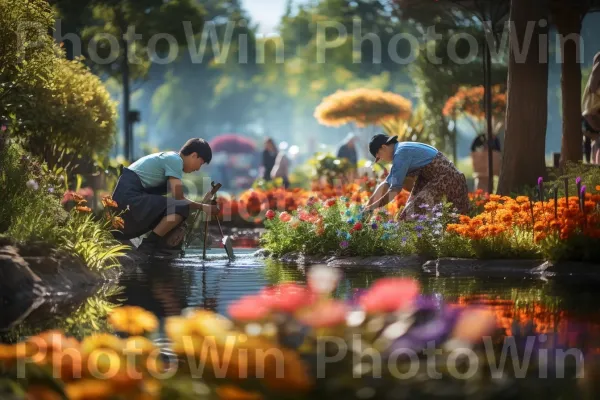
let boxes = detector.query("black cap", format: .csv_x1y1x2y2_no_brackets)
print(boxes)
369,134,398,161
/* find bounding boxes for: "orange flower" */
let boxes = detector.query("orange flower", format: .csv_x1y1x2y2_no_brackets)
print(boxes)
76,206,92,213
108,306,158,336
102,195,118,208
112,217,125,230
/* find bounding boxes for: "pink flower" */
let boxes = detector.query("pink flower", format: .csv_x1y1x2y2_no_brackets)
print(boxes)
265,210,275,220
228,295,271,322
359,278,420,314
297,300,348,328
260,283,316,313
279,212,291,222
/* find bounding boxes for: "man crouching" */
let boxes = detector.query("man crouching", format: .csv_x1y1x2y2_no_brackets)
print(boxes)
111,138,219,256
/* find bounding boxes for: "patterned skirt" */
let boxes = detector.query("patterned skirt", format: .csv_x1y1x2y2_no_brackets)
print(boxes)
399,152,470,219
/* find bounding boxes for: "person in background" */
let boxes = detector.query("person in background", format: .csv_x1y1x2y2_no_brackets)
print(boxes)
582,52,600,164
271,144,290,189
470,133,501,152
262,137,278,180
363,134,469,219
337,132,358,167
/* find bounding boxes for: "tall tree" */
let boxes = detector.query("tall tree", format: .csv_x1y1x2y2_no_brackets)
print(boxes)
551,0,600,166
497,0,550,194
51,0,205,160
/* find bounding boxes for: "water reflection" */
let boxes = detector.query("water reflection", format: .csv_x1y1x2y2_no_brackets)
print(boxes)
4,248,600,357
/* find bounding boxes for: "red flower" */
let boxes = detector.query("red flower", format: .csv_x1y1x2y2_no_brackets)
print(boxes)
265,210,275,220
297,300,348,328
324,198,337,208
279,212,291,222
359,278,420,314
228,295,271,322
353,222,363,231
260,283,316,313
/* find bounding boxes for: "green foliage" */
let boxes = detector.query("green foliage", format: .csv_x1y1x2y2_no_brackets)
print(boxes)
307,153,354,184
0,138,128,270
1,0,118,173
546,162,600,197
23,57,118,169
260,198,465,258
0,138,67,236
56,209,130,271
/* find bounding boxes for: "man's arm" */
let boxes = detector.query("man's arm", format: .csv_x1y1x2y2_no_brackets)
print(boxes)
168,177,218,214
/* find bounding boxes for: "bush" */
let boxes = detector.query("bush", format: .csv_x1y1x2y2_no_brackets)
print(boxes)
0,135,67,238
0,0,117,173
23,57,118,171
0,137,128,270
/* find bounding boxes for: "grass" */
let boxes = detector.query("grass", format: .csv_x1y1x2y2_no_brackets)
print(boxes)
0,138,128,271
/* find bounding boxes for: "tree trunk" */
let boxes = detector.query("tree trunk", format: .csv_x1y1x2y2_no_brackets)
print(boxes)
497,0,550,195
555,6,583,167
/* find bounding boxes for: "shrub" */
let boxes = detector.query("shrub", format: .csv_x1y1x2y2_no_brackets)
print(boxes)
0,136,66,237
23,57,117,171
1,0,117,173
0,137,128,270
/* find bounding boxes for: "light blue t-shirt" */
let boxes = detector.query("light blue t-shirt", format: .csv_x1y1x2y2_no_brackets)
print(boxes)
385,142,438,189
128,151,184,188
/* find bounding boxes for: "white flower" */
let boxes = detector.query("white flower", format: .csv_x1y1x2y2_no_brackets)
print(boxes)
26,179,39,191
307,265,341,295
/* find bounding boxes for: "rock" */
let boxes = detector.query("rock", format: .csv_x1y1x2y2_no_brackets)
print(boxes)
253,248,270,258
326,255,425,269
423,258,545,277
0,245,46,330
275,253,426,269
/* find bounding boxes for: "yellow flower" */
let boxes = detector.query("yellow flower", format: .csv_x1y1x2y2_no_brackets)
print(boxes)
108,306,159,336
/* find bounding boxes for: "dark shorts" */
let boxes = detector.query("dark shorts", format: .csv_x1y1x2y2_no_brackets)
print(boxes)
111,168,190,240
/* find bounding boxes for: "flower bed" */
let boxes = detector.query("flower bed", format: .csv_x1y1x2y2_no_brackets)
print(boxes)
0,267,559,400
216,178,410,227
260,178,600,263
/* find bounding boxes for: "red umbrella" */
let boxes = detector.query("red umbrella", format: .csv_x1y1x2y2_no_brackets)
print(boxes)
209,134,257,154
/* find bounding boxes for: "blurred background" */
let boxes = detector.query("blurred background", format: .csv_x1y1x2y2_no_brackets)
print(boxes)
14,0,600,196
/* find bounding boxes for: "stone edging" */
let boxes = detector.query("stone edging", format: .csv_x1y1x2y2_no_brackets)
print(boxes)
0,238,137,332
257,250,600,280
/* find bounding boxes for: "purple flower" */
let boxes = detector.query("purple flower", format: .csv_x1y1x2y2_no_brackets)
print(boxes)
415,225,423,231
538,177,543,186
371,223,378,230
581,185,587,195
576,177,581,185
340,240,349,249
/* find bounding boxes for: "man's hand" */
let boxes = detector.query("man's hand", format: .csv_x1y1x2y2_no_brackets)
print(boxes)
202,204,220,216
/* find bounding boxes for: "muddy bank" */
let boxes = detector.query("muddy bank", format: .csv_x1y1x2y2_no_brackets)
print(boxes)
0,237,136,331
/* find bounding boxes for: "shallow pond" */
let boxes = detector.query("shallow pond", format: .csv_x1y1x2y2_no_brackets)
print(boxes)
4,247,600,397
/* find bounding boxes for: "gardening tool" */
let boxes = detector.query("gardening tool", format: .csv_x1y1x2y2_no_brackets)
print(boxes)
181,182,222,258
205,182,235,262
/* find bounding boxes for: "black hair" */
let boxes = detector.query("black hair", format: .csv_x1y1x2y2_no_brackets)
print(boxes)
180,138,212,164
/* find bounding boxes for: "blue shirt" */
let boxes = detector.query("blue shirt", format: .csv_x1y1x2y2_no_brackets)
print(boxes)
128,151,184,188
385,142,438,189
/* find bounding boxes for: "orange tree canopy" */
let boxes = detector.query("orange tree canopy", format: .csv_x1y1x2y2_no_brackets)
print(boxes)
314,88,412,128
